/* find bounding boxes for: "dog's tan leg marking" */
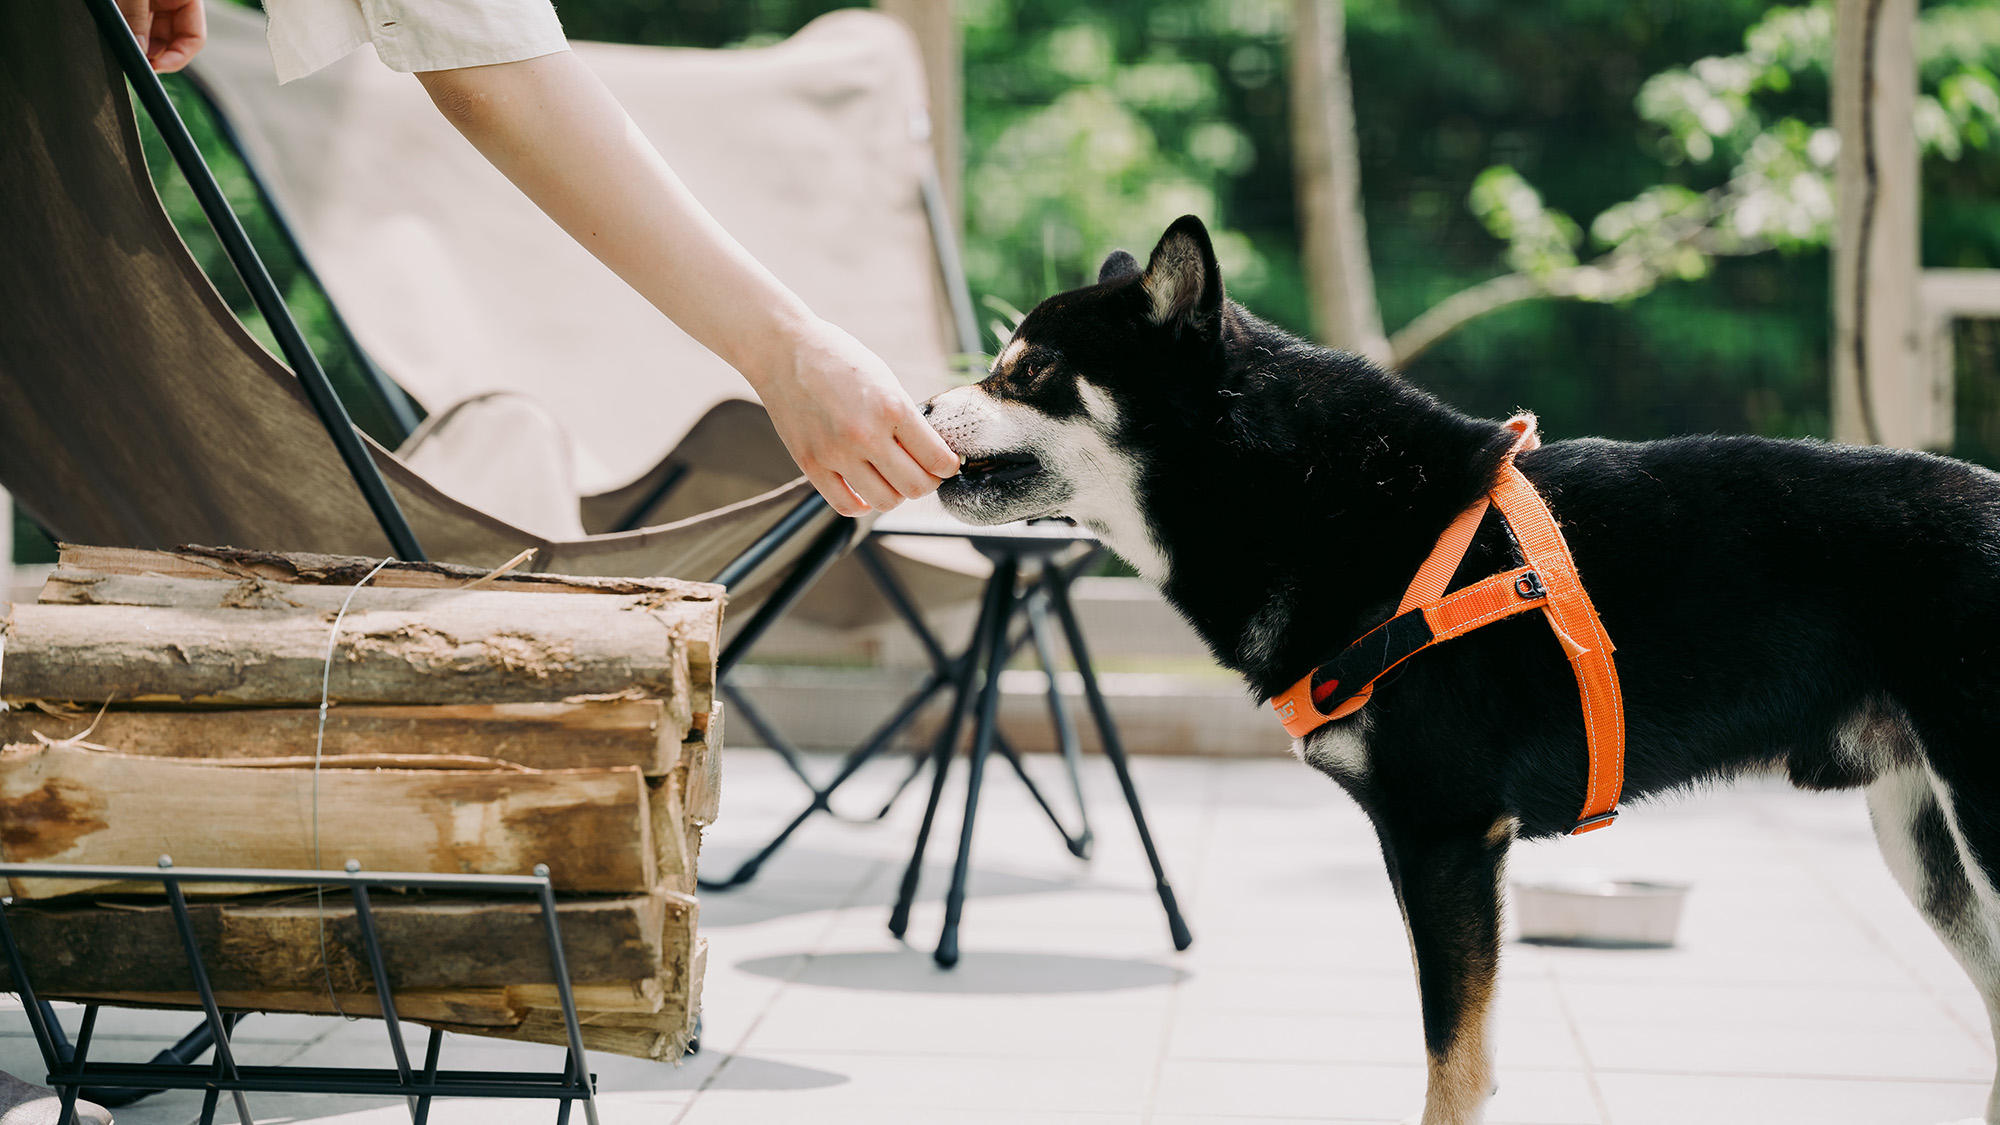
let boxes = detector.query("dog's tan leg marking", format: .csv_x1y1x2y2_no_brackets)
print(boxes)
1867,765,2000,1124
1382,824,1510,1125
1420,969,1496,1125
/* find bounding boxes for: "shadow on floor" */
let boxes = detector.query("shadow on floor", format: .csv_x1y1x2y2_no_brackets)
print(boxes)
699,1056,849,1091
694,848,1087,928
735,949,1187,994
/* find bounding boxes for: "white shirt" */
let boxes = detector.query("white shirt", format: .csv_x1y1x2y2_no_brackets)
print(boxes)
264,0,568,84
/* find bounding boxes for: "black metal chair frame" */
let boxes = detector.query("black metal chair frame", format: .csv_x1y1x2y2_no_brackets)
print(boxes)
0,861,600,1125
6,2,842,1119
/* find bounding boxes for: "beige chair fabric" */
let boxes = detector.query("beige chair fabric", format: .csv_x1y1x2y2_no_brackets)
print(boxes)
0,2,829,604
188,5,990,624
195,4,961,497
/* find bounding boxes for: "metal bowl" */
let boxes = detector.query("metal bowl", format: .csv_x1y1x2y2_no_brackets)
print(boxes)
1511,876,1691,948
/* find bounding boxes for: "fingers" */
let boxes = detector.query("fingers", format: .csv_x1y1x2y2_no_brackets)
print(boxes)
872,440,946,501
805,470,870,518
841,460,907,513
148,0,205,72
898,412,960,479
116,0,151,49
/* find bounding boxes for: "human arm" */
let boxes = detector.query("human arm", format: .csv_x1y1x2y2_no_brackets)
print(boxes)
415,52,959,515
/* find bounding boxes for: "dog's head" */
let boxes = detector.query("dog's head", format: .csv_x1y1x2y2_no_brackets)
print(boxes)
927,215,1226,581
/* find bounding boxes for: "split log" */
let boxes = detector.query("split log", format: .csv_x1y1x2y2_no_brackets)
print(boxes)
0,893,701,1058
422,938,705,1060
0,600,705,717
0,887,689,992
37,572,719,696
0,701,683,775
0,743,656,897
686,699,722,826
54,545,723,604
48,988,531,1028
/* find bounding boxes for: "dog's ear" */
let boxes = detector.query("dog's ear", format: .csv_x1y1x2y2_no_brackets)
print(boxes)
1098,249,1141,284
1141,215,1223,336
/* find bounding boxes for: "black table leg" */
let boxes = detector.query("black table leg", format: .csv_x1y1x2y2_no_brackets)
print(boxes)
1047,564,1194,952
889,559,1010,939
935,555,1021,967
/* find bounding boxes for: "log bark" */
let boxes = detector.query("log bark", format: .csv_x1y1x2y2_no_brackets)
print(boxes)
54,545,723,604
1,896,701,1058
0,701,683,775
26,574,716,718
0,743,657,897
1,600,705,717
423,938,705,1060
0,887,690,993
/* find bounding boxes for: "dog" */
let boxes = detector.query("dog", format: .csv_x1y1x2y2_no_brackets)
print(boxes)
925,214,2000,1125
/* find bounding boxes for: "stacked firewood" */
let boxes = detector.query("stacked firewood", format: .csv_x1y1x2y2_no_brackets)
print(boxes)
0,545,722,1061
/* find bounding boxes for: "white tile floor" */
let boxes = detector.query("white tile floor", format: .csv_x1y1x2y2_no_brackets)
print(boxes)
4,751,1995,1124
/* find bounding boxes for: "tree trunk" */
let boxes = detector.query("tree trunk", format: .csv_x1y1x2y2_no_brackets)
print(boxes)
1290,0,1390,365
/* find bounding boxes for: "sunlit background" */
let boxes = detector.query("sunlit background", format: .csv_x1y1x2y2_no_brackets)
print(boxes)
37,0,2000,561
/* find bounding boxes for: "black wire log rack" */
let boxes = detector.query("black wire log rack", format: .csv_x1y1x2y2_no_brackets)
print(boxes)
0,861,601,1125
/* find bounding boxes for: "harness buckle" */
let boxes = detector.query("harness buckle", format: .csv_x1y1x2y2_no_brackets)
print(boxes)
1514,570,1546,600
1569,809,1619,835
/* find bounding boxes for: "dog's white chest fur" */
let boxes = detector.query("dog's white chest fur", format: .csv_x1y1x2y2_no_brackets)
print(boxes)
1296,716,1371,780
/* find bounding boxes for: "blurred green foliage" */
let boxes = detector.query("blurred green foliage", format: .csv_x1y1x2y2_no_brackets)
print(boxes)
1451,4,2000,362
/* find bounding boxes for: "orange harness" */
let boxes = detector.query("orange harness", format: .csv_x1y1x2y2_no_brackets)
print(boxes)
1268,416,1625,835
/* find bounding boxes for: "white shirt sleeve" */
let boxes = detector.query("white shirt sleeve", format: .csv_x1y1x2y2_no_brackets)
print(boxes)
265,0,569,84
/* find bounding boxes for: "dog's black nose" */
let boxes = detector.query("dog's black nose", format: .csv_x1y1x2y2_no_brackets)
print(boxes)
920,401,934,417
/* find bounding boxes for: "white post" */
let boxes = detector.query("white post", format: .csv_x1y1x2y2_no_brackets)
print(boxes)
0,490,14,607
1832,0,1931,447
1290,0,1391,366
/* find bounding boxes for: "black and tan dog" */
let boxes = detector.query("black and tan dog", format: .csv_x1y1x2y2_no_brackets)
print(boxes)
924,215,2000,1125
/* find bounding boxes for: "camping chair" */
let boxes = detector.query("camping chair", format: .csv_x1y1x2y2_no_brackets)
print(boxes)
184,8,1193,965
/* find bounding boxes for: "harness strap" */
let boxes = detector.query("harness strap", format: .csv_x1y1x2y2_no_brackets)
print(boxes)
1489,460,1623,832
1267,415,1625,835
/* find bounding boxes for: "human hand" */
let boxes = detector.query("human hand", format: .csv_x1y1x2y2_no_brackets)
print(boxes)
761,318,959,516
116,0,205,73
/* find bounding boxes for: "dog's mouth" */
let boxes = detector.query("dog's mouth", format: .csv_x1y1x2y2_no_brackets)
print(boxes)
956,450,1042,486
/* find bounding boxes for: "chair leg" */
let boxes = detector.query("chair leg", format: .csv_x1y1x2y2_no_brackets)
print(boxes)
870,741,934,820
1046,567,1194,952
935,555,1021,968
720,681,818,790
889,561,1009,939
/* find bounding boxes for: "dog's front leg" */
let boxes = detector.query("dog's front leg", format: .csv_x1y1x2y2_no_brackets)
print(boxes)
1381,821,1511,1125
